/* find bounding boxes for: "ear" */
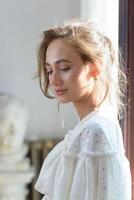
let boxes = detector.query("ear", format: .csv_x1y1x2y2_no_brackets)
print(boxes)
89,61,101,78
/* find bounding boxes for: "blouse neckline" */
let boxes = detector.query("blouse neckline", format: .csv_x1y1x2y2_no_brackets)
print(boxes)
72,101,118,133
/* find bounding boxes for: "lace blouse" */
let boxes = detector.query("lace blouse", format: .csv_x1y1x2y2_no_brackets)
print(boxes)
35,105,132,200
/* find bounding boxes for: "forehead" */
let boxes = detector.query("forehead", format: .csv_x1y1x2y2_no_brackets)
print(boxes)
46,39,82,64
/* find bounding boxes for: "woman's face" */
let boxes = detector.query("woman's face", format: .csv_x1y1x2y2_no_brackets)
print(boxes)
46,39,94,103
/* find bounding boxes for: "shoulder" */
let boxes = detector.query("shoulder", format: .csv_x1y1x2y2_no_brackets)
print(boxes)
83,114,118,137
80,115,119,156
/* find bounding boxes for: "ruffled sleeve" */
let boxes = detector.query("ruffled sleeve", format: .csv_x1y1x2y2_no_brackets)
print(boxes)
34,130,78,200
35,121,132,200
69,122,132,200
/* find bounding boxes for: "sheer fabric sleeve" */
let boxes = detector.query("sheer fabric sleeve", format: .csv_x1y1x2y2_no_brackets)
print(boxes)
35,123,131,200
34,131,78,200
69,123,131,200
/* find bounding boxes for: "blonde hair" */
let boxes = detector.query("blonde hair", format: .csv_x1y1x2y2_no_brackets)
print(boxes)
36,20,127,119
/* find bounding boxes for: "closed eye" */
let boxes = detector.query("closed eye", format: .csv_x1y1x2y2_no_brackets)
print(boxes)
61,67,71,71
46,66,71,76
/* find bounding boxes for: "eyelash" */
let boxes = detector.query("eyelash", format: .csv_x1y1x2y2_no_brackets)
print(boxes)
46,67,71,76
61,67,70,71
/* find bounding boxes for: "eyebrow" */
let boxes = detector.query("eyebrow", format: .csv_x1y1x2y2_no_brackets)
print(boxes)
45,59,72,66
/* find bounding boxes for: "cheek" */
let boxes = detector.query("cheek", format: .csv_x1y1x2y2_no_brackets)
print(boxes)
67,77,87,94
70,73,89,88
68,74,93,97
57,72,74,84
65,69,82,82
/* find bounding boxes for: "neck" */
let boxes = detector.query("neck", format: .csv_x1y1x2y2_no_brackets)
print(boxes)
73,84,107,120
73,98,98,121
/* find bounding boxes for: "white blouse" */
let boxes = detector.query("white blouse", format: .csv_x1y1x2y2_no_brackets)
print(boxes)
35,105,132,200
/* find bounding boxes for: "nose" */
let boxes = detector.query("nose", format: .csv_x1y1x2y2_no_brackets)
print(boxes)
50,71,62,86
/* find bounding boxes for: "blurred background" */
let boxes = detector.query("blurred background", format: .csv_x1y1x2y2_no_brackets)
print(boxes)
1,0,133,200
0,0,118,140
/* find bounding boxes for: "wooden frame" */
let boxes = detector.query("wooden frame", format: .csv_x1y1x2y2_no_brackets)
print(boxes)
119,0,134,199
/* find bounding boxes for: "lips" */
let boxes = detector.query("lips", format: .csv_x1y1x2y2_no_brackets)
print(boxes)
54,89,68,96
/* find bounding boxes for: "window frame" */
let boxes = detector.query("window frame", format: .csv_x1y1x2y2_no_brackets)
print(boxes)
119,0,134,198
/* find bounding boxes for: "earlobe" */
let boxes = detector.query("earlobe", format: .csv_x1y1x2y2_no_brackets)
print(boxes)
90,62,101,78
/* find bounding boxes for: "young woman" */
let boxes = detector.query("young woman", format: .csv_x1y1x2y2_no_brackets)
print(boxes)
35,20,132,200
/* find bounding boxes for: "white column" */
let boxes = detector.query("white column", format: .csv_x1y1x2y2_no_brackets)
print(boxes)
0,145,34,200
0,94,34,200
0,170,34,200
80,0,119,50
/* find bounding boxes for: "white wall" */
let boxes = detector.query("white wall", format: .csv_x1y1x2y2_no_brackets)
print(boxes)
0,0,80,140
80,0,119,52
0,0,119,140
